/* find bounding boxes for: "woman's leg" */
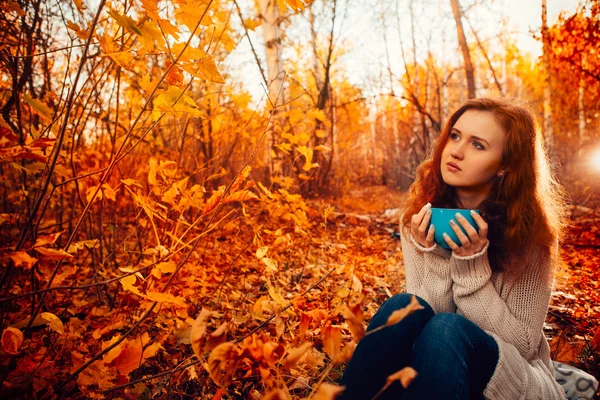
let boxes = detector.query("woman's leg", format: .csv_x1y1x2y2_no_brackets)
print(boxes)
339,293,435,400
401,312,499,400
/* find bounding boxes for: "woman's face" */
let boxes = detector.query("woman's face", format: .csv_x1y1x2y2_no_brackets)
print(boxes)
440,110,507,194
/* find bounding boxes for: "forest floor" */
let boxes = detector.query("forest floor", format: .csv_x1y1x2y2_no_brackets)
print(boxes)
4,185,599,399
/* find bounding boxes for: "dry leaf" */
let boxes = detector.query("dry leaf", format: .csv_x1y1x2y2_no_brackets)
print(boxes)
2,327,23,355
191,308,212,358
313,383,345,400
283,342,312,369
322,322,341,360
385,367,418,389
385,295,424,327
40,312,64,334
207,342,240,386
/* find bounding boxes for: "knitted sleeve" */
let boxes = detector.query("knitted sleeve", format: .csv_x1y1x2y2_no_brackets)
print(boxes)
399,218,456,314
450,242,555,361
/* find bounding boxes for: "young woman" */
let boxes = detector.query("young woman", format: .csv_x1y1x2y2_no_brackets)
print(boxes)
339,97,570,399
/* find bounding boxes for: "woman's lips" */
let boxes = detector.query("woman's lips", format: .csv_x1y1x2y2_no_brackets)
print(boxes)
447,163,461,172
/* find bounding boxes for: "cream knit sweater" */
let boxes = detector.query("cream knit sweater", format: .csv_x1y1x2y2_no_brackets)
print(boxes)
399,223,567,400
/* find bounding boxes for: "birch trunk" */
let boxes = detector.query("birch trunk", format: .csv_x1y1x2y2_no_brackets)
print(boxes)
450,0,476,99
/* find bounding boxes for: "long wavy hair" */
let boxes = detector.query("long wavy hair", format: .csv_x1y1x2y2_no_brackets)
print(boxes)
401,97,570,279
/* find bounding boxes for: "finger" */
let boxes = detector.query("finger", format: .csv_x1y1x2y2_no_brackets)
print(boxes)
442,232,459,251
418,208,432,239
425,224,435,247
411,203,431,232
471,211,489,239
449,219,470,247
455,213,478,242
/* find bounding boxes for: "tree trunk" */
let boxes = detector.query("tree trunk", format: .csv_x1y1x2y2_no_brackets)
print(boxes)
258,0,285,180
541,0,554,153
450,0,476,99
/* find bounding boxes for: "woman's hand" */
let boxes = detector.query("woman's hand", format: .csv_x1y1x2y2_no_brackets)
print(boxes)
410,203,435,248
443,211,489,257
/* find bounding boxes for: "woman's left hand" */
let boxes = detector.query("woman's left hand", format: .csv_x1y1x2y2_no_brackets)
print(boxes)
443,211,489,257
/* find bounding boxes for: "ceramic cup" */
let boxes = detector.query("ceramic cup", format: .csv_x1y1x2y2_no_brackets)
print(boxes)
429,208,481,249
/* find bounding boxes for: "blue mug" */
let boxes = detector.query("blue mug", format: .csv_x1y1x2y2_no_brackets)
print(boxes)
429,208,481,249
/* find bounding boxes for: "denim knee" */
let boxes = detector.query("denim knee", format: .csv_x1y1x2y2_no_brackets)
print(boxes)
368,293,435,331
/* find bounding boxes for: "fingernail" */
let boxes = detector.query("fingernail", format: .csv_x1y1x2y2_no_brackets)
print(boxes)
427,209,432,215
443,233,448,238
470,210,476,215
455,212,462,219
449,220,455,225
426,202,431,208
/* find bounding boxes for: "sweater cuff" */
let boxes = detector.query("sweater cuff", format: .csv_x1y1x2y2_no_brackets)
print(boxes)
451,240,492,282
408,233,451,258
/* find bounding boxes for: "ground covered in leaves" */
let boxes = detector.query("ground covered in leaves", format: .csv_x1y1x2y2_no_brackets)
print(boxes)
1,185,599,399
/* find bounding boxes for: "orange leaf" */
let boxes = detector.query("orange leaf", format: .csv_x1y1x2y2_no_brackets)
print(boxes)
341,303,365,342
112,339,143,376
2,327,23,355
313,383,345,400
9,251,37,268
191,308,212,358
35,247,73,260
222,190,259,204
283,342,312,369
385,367,418,389
207,342,240,386
33,231,63,248
201,185,225,216
230,166,251,193
322,322,341,360
384,295,424,327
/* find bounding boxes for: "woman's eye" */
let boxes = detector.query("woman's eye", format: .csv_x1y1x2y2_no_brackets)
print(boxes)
450,133,485,150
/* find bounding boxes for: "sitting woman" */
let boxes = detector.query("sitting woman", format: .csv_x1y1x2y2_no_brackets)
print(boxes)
339,97,570,399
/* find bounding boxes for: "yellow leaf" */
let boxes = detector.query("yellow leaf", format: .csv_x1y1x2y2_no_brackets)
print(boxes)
256,246,268,259
9,251,38,268
307,109,326,122
267,281,286,306
2,327,23,355
190,308,211,358
139,20,166,50
175,1,216,31
67,239,99,253
161,183,179,205
244,18,261,31
156,261,176,274
197,55,225,84
201,185,225,216
40,312,65,334
230,166,251,193
152,86,202,121
108,8,141,35
119,274,141,296
262,257,278,272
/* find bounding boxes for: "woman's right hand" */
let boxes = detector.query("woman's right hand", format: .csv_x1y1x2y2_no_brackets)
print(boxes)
410,203,435,248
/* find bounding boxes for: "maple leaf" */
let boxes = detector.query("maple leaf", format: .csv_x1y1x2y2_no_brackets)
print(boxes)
107,8,141,35
283,342,312,369
322,322,341,361
152,86,202,121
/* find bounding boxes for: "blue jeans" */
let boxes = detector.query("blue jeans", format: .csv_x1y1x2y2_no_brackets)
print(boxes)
339,293,499,400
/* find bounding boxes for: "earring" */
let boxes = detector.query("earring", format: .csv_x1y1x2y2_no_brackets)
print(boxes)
498,171,505,177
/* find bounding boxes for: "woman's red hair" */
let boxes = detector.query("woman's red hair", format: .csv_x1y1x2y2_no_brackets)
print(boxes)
401,97,570,278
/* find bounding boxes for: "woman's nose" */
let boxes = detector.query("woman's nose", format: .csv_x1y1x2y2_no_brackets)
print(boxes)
450,142,465,159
